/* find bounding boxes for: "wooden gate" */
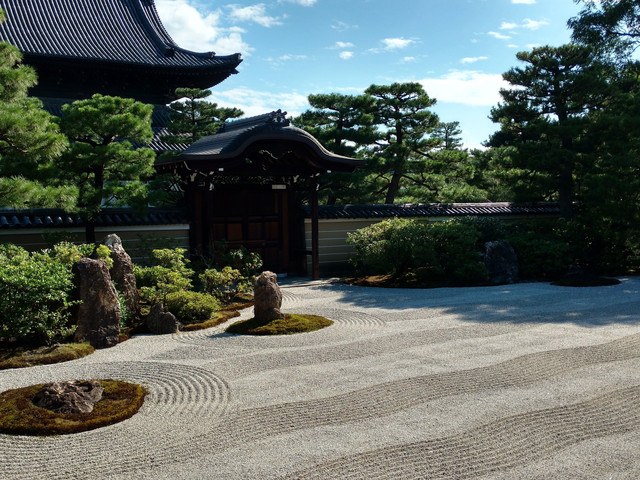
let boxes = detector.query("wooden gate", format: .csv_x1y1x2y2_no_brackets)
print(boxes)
190,185,304,274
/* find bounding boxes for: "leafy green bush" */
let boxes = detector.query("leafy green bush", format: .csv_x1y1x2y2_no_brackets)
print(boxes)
347,218,436,275
134,248,194,305
0,244,78,344
430,220,488,285
507,231,574,280
164,291,219,324
200,266,248,304
457,216,508,246
217,246,263,279
347,218,487,285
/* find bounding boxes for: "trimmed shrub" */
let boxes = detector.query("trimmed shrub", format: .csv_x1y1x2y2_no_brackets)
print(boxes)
0,244,78,344
164,291,219,325
217,246,263,279
430,220,488,285
134,248,194,305
200,266,248,304
508,231,574,280
347,218,488,285
347,218,437,275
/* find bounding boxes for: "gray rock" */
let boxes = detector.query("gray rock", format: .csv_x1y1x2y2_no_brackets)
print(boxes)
32,380,104,414
484,240,519,285
253,271,284,322
104,234,140,323
73,258,121,349
146,302,182,334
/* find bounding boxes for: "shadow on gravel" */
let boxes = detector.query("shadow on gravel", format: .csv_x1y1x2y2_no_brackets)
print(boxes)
296,277,640,327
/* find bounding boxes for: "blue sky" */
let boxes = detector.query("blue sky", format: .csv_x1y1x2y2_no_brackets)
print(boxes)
156,0,584,149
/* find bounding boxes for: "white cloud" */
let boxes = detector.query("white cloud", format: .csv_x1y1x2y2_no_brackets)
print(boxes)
207,87,310,118
401,56,417,63
488,31,511,40
460,56,488,64
419,70,509,107
500,22,519,30
278,54,307,61
227,4,283,27
155,0,250,54
339,51,354,60
331,21,358,32
521,18,549,30
332,41,355,49
382,38,414,50
279,0,318,5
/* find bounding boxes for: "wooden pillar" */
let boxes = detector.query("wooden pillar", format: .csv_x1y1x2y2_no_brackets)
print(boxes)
310,177,320,280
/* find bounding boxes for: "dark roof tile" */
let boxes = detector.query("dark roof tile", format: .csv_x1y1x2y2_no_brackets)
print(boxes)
305,203,560,219
0,0,241,70
0,208,188,229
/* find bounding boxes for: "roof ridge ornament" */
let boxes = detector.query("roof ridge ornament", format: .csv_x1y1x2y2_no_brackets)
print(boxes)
268,109,289,125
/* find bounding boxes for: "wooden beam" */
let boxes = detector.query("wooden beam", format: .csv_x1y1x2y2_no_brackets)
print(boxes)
311,177,320,280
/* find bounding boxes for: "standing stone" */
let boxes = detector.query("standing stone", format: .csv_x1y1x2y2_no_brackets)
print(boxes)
146,302,182,334
73,258,121,349
253,271,284,322
483,240,519,285
104,234,140,323
32,380,104,414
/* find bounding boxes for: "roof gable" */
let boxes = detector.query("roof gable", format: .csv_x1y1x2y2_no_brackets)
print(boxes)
0,0,242,102
156,110,365,176
0,0,240,68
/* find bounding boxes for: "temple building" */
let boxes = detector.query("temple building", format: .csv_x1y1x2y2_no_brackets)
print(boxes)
0,0,558,277
0,0,364,277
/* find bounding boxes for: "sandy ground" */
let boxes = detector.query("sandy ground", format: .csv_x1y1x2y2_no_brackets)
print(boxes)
1,277,640,479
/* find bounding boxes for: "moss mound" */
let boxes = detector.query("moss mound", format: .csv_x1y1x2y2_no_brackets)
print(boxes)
181,310,241,332
0,343,95,370
226,314,333,335
0,380,147,436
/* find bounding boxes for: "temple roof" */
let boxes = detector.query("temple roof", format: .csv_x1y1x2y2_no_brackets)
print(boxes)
0,0,242,102
156,110,365,176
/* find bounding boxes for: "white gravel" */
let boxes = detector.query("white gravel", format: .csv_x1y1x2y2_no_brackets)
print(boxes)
1,277,640,479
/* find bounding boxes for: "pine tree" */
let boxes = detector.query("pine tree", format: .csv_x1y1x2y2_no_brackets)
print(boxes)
0,9,70,208
57,94,156,243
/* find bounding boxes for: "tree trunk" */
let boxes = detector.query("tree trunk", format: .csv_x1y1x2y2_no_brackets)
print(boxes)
385,172,402,204
558,159,574,219
85,219,96,244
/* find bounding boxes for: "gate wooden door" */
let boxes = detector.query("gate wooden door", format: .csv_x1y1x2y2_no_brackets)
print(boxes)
205,185,291,273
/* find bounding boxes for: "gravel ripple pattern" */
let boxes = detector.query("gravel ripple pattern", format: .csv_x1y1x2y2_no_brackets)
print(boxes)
1,278,640,479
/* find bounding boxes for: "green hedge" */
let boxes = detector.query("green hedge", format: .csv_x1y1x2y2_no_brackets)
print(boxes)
0,244,78,344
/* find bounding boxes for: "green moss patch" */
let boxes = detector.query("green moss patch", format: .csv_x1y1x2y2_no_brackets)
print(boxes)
0,343,95,370
226,314,333,335
0,380,147,436
181,310,241,332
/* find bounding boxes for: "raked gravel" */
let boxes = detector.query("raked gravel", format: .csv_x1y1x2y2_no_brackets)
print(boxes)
2,277,640,479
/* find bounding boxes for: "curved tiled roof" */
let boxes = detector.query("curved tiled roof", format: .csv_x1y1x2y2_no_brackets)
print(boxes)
305,203,560,219
0,208,188,229
0,0,242,69
156,110,365,175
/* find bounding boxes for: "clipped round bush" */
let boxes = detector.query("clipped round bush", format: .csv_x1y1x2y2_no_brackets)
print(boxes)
0,379,147,436
164,290,220,325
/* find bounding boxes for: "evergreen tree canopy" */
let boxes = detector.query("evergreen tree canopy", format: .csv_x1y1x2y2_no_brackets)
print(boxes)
570,0,640,58
0,8,71,208
489,44,612,218
293,92,378,204
58,94,156,243
366,82,441,204
164,87,243,145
